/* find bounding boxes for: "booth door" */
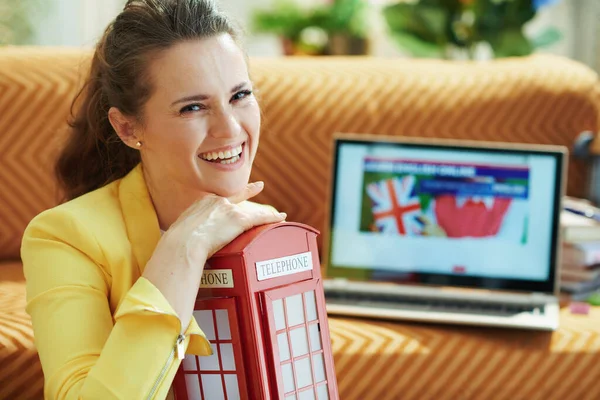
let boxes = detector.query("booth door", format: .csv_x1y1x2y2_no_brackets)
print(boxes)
175,298,247,400
262,280,332,400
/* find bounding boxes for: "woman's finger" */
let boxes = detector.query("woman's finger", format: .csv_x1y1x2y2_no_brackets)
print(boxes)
227,181,264,204
245,208,287,228
173,194,218,226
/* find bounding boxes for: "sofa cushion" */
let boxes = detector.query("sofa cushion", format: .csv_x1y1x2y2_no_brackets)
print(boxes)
249,56,600,250
1,48,598,258
4,258,600,399
0,261,43,399
0,47,91,260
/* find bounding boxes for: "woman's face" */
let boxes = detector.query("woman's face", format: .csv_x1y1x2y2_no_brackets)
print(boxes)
138,35,260,198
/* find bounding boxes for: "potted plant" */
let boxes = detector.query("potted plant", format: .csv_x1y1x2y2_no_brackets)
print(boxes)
252,0,369,56
0,0,46,45
382,0,562,59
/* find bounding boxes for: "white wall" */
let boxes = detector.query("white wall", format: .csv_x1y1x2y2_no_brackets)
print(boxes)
30,0,600,71
32,0,124,47
526,0,600,69
218,0,282,57
31,0,281,53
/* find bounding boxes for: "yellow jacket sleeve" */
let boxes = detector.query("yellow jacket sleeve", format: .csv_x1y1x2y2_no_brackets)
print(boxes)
21,209,210,400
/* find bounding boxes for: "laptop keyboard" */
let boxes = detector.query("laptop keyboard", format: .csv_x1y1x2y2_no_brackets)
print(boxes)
325,290,544,316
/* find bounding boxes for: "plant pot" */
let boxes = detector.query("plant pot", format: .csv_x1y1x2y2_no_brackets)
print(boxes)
280,37,327,56
444,42,494,61
327,34,370,56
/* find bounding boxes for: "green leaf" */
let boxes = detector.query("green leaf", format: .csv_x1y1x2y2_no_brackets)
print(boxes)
531,27,563,49
252,2,314,40
383,4,426,35
383,3,449,49
329,0,368,37
475,0,536,34
419,6,449,39
486,28,533,57
421,0,453,7
0,0,49,45
389,31,444,58
252,0,369,40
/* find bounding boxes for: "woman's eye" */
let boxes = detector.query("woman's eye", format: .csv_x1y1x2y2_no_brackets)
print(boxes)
231,90,253,102
180,104,205,114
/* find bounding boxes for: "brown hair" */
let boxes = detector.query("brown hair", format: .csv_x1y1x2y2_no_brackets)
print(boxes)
56,0,239,200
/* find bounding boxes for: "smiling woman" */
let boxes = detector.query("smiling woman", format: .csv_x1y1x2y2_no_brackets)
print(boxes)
20,1,285,399
107,36,262,220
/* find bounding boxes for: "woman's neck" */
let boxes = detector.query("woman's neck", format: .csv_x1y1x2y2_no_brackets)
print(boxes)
142,167,209,231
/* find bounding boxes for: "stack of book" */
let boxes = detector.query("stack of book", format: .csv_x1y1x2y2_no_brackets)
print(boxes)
560,197,600,301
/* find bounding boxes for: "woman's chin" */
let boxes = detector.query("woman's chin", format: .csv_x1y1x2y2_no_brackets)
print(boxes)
207,181,250,199
196,158,253,199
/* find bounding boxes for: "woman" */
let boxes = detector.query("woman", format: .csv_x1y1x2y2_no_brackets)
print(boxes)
20,0,286,398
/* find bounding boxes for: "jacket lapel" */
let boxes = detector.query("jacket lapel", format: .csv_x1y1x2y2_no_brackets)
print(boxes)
118,166,212,355
118,164,161,276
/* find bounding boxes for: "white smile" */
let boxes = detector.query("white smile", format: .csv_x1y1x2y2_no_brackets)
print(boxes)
199,144,243,165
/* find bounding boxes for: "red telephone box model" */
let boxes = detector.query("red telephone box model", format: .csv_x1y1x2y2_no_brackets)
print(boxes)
173,222,339,400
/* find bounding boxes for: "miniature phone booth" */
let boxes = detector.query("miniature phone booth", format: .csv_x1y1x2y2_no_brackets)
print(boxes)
173,222,339,400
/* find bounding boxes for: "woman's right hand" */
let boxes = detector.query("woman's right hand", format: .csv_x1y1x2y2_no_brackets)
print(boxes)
149,181,286,271
141,182,286,328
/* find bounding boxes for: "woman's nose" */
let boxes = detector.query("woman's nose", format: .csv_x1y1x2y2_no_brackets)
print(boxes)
209,111,241,138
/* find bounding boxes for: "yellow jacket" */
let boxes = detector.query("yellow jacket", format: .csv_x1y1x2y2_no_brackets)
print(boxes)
21,164,212,400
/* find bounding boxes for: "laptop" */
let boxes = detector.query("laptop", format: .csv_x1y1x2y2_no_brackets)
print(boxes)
322,134,567,331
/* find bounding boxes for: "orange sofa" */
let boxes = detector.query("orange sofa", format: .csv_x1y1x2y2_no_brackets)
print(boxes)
1,47,600,399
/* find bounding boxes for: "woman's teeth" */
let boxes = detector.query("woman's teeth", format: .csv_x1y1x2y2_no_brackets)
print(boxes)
200,144,243,164
219,155,240,164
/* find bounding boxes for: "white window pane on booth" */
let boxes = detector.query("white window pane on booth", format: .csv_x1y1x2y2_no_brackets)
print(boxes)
313,353,326,383
285,395,297,400
194,310,216,341
304,291,318,321
273,299,286,331
308,324,322,351
294,357,313,389
278,333,291,362
220,343,236,371
201,374,225,400
199,343,220,371
317,384,329,400
286,294,305,327
185,374,202,400
282,362,295,394
224,374,241,400
183,354,197,371
289,327,309,357
299,389,316,400
215,310,231,340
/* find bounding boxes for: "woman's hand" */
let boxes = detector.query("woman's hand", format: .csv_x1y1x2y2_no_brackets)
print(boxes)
142,181,285,328
161,181,285,264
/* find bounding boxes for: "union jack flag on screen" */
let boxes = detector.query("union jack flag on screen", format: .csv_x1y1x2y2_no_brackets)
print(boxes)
366,175,423,235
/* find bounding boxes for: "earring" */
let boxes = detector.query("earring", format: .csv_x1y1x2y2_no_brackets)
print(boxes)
135,141,142,148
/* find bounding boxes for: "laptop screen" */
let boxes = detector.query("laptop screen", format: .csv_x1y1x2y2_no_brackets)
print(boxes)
325,135,566,294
